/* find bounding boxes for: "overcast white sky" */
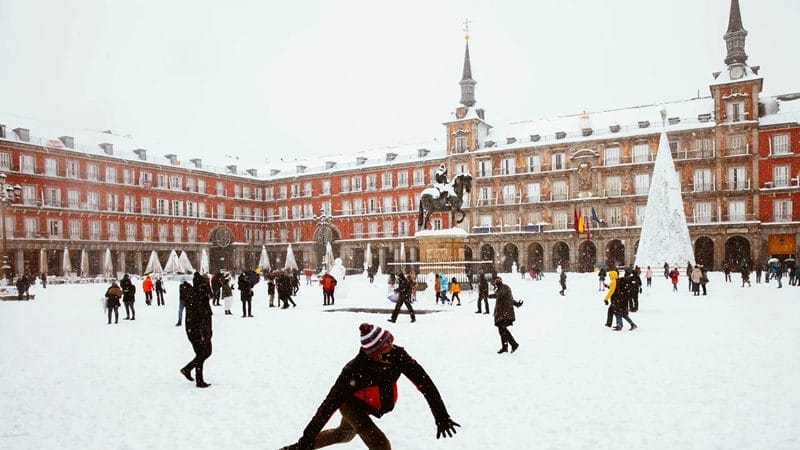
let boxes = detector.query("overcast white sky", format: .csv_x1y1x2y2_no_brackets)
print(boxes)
0,0,797,166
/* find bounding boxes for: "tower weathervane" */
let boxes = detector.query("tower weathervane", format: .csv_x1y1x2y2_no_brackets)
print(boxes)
463,18,471,40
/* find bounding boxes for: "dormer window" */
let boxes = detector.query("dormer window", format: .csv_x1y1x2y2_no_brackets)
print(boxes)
455,136,467,153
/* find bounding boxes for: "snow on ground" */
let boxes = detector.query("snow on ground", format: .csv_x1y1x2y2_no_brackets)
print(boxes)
1,270,799,450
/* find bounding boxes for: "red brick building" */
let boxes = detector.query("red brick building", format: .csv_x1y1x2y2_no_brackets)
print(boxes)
0,0,797,278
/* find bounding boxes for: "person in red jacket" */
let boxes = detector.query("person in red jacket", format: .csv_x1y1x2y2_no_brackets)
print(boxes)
669,268,680,292
280,323,459,450
142,275,154,305
319,272,337,306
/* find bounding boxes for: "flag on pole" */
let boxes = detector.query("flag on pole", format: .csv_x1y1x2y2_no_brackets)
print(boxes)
578,211,585,233
591,207,601,224
573,208,580,233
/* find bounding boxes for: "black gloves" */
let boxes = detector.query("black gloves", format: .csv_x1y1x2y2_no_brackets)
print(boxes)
515,300,524,307
436,417,461,439
604,300,609,305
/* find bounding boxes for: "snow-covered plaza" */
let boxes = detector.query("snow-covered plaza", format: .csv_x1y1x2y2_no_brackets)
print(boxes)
1,270,798,449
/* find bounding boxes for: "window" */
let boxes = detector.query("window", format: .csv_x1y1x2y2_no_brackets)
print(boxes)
45,158,57,176
500,157,515,175
773,166,790,187
105,167,117,183
123,195,136,213
321,180,331,195
171,200,183,216
368,222,379,238
279,229,288,242
68,189,80,209
367,198,378,214
186,201,198,217
726,101,745,122
123,168,135,185
552,180,568,201
693,169,713,192
635,205,646,225
771,134,790,155
381,172,392,189
291,205,301,219
353,199,364,214
431,218,442,230
106,194,119,212
0,152,10,170
291,183,300,198
45,187,61,207
527,183,541,203
456,136,467,153
478,186,492,206
633,143,650,163
398,195,409,212
694,138,713,158
217,182,227,197
156,198,168,215
320,201,331,216
727,167,747,190
477,160,492,177
158,224,168,242
69,219,82,240
219,204,229,220
140,172,153,187
728,201,745,221
728,135,747,155
20,154,35,174
634,174,650,195
25,217,39,238
413,169,425,185
606,206,622,227
172,225,182,242
398,220,409,237
108,221,120,241
605,147,620,166
341,200,351,216
353,223,363,238
693,202,712,223
527,155,541,173
669,141,680,158
143,224,153,241
253,187,262,200
397,171,408,187
303,182,312,197
605,176,621,197
67,160,79,178
187,226,197,243
383,221,394,237
47,219,62,238
156,173,167,188
293,228,302,242
341,178,350,193
502,212,516,230
186,178,196,193
479,215,493,227
774,199,792,221
383,196,393,213
553,211,568,230
351,176,362,192
141,197,152,215
366,175,377,191
551,152,565,170
87,192,100,210
89,221,101,240
502,185,516,204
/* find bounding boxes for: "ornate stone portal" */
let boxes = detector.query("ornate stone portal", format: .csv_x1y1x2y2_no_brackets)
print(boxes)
416,228,467,264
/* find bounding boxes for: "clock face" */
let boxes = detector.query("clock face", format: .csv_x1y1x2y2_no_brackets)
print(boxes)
730,66,745,80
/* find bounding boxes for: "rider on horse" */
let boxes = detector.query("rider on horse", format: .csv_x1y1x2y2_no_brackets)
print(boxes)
434,164,453,200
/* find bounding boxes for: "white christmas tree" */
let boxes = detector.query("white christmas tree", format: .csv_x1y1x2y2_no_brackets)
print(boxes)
634,128,695,269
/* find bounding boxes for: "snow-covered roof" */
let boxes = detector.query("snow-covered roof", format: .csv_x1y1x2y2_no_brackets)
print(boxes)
759,93,800,127
478,97,716,153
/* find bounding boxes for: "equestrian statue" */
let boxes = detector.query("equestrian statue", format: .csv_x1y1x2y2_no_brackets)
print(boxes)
417,165,472,230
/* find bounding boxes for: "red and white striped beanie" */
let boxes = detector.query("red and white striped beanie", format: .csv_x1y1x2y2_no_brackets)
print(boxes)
359,323,394,357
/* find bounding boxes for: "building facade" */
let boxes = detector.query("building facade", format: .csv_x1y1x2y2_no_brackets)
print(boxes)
0,0,797,278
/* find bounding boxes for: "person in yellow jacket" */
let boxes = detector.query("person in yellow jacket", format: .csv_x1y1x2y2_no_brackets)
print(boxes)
603,266,618,327
449,279,461,306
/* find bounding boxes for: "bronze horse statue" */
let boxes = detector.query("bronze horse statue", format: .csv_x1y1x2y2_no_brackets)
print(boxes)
417,173,472,230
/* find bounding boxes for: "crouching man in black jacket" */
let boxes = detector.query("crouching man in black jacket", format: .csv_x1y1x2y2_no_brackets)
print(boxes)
280,323,459,450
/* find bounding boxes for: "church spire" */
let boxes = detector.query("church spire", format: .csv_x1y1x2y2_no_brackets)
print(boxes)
723,0,748,66
459,19,476,108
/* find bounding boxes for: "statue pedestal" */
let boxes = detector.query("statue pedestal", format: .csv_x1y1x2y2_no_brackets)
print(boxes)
415,228,467,264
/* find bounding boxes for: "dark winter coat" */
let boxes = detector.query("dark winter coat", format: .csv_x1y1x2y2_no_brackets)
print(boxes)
184,281,212,342
267,279,275,295
276,274,293,299
219,273,233,298
611,276,632,315
238,274,253,300
105,285,122,308
396,273,412,302
478,276,489,296
120,277,136,303
489,282,521,327
297,345,449,448
193,273,213,300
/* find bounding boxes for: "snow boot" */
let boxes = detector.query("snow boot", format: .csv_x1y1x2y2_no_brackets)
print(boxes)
180,366,194,381
497,347,508,354
511,343,519,353
612,326,622,331
195,367,210,388
629,324,638,331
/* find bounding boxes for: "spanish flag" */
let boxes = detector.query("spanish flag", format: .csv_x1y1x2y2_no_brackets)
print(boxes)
574,208,585,233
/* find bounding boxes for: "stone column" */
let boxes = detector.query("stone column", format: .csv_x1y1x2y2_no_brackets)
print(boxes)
135,251,143,275
543,243,553,271
378,246,386,273
119,251,126,275
714,237,725,270
624,239,635,267
15,249,24,275
410,246,417,263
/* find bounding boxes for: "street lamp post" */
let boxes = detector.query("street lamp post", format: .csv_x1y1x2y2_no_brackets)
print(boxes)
0,172,22,281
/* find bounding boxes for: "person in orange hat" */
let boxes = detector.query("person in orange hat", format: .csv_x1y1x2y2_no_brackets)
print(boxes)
280,323,459,450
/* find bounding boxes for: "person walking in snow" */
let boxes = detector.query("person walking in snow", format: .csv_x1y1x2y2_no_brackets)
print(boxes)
388,272,415,323
559,270,567,296
669,268,680,292
120,274,136,320
489,276,524,354
210,271,222,306
155,277,166,306
645,266,653,287
699,265,709,295
629,266,642,312
320,271,337,306
603,266,618,327
142,275,154,305
740,266,752,287
691,265,702,296
267,277,276,307
663,261,670,279
104,281,122,324
686,262,694,292
279,323,459,450
611,274,637,331
475,273,490,314
238,272,254,317
755,264,763,284
220,271,234,314
179,280,213,388
448,278,461,305
277,272,296,308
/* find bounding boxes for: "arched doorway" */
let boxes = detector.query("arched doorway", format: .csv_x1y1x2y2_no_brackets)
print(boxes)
552,242,570,271
480,244,495,273
526,243,544,271
606,240,625,267
464,246,474,261
694,236,714,269
501,243,519,272
208,226,235,273
724,236,751,270
578,241,597,272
